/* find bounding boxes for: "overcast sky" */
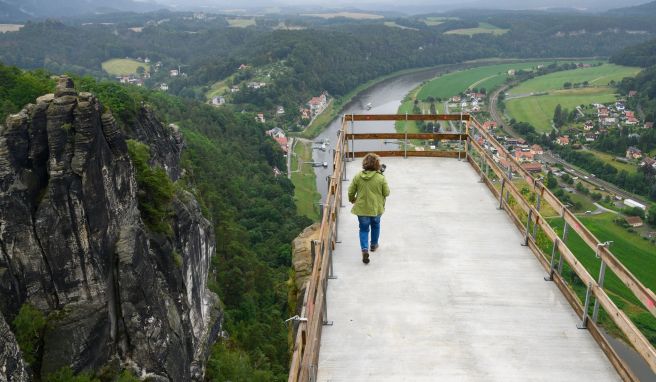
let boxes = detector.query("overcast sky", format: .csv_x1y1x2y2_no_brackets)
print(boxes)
153,0,650,12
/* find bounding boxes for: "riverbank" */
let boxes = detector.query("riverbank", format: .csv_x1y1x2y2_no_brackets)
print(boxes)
291,139,321,221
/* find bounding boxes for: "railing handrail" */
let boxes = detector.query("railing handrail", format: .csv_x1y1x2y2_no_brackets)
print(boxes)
469,115,656,319
288,114,656,381
467,116,656,377
288,117,348,382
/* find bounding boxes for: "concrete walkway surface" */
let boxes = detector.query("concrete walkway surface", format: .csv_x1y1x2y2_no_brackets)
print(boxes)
317,157,619,382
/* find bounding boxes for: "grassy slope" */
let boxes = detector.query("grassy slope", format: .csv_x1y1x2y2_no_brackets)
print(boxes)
548,214,656,344
383,21,418,30
586,149,638,174
226,18,256,27
550,213,656,306
206,79,229,99
444,22,509,36
506,88,618,133
508,64,640,95
505,64,640,133
101,58,150,76
417,62,552,101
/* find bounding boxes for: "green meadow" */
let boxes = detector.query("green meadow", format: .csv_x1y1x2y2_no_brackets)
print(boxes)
101,58,150,76
444,22,509,36
506,87,618,133
417,62,552,101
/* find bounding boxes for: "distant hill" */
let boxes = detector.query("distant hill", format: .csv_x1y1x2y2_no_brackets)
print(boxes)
0,0,164,22
611,38,656,67
607,0,656,16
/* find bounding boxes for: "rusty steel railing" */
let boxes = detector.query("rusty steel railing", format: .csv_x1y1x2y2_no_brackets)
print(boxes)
287,114,656,382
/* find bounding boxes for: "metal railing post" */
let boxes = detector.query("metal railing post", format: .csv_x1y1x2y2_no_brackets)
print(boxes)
545,238,559,281
578,282,593,329
478,152,485,183
464,119,470,160
350,116,355,160
404,113,408,159
592,260,607,323
458,113,463,161
523,209,532,246
310,239,318,265
533,187,542,238
328,229,337,280
504,164,512,204
309,365,317,382
558,219,569,275
592,242,611,322
498,179,505,210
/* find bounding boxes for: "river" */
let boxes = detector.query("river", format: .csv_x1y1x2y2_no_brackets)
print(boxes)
310,63,656,381
312,65,454,199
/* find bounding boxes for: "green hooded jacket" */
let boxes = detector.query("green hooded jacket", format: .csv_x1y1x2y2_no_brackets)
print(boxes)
348,170,390,216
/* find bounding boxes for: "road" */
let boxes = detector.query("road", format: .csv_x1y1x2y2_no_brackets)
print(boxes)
287,137,295,178
539,150,647,204
488,84,521,137
487,83,649,206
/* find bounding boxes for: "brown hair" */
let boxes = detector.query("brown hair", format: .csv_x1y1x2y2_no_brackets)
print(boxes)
362,153,381,171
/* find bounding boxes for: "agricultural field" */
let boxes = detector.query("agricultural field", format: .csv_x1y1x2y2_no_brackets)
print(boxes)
0,24,23,33
444,22,509,36
586,149,638,174
550,213,656,305
101,58,150,76
226,18,256,27
421,16,458,26
508,64,640,95
506,87,618,133
206,79,229,99
301,12,384,19
383,21,418,30
548,213,656,342
567,191,597,212
417,61,553,101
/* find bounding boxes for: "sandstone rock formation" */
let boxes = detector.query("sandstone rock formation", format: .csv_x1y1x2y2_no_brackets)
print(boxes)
0,77,220,381
0,312,28,382
291,223,321,309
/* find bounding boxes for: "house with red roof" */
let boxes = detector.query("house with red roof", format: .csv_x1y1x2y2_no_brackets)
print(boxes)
308,93,328,117
556,136,570,146
597,107,609,118
482,121,497,132
625,111,639,125
521,162,542,173
514,149,534,162
626,146,643,160
584,120,594,131
274,136,289,154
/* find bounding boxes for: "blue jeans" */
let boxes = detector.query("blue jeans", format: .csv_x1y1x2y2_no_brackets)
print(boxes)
358,215,381,251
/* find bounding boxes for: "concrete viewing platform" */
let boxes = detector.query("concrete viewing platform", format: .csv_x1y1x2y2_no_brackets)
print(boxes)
317,157,619,381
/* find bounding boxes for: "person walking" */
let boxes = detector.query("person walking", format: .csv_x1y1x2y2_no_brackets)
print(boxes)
348,153,390,264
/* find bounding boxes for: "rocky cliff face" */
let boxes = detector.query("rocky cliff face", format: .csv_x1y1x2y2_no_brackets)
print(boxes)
0,77,221,381
0,312,28,382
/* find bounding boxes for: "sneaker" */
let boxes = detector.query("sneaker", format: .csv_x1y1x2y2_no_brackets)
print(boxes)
370,244,379,252
362,250,370,264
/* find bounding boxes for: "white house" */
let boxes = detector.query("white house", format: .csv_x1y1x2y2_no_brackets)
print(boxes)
211,96,225,106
